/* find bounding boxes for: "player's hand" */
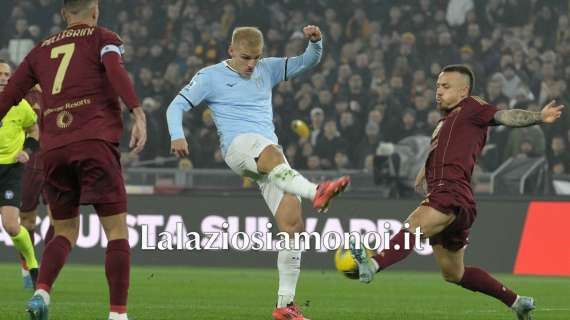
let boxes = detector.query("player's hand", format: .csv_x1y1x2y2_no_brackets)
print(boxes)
171,138,189,158
415,167,427,195
130,108,147,154
303,25,322,42
540,100,564,123
16,151,30,163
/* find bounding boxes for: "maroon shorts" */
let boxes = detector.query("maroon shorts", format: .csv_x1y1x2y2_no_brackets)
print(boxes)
20,153,47,212
42,140,127,220
421,188,477,251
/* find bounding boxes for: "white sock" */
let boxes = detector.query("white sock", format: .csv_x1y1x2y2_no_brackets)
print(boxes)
370,258,380,272
22,268,30,277
277,240,302,308
34,289,50,305
108,312,128,320
267,163,317,200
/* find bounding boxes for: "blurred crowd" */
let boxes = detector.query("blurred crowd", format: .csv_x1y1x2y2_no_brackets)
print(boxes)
1,0,570,176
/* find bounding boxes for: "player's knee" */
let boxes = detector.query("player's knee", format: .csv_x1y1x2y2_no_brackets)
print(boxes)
257,145,284,173
1,212,20,236
404,216,421,234
441,268,463,283
20,213,37,230
54,221,80,246
105,226,128,241
101,214,128,241
57,230,79,247
3,221,20,236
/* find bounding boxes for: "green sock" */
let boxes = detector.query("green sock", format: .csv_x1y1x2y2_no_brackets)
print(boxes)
11,226,38,269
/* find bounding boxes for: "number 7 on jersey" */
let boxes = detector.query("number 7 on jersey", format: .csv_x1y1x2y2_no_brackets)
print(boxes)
50,43,75,95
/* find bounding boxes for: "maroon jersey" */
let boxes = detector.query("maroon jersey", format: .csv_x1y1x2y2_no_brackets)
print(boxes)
24,87,43,117
0,24,138,151
23,87,44,170
425,96,498,201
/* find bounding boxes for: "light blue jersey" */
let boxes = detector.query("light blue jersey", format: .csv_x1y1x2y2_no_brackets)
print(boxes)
167,40,323,156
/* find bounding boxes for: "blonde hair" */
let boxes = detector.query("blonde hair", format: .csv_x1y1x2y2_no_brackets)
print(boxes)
231,27,264,48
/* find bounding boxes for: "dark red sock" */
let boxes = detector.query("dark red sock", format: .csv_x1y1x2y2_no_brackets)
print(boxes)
36,235,72,292
458,266,517,306
106,239,130,313
372,229,416,270
44,225,54,244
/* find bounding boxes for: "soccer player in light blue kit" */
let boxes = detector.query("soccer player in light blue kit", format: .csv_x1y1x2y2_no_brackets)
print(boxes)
167,25,350,319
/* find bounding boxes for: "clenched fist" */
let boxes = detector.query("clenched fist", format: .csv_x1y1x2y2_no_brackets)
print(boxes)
303,25,322,42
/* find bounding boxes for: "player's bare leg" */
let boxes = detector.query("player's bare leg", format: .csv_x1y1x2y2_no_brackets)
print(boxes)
28,215,78,320
257,145,350,213
2,207,39,289
272,194,309,320
19,209,38,289
22,207,55,290
433,244,535,319
100,212,130,320
350,206,454,283
43,207,55,244
2,206,39,289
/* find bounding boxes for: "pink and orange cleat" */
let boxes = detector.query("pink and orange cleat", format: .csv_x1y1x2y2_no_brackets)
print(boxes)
312,175,351,212
272,303,310,320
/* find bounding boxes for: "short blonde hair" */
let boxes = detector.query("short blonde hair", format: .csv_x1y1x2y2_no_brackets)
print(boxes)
231,27,264,48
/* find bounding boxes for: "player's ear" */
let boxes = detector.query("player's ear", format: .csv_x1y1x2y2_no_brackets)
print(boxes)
61,8,68,23
91,4,99,22
228,46,234,58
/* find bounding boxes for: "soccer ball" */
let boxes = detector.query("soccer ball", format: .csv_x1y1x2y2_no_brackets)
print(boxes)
334,247,374,279
291,119,310,139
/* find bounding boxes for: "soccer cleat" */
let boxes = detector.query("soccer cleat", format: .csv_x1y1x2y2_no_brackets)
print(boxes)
312,176,350,212
349,239,376,284
23,274,34,289
27,294,48,320
272,303,310,320
512,296,535,320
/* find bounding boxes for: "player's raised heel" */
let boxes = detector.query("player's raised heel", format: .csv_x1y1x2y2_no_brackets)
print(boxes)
512,296,535,320
272,303,310,320
27,294,48,320
348,239,375,284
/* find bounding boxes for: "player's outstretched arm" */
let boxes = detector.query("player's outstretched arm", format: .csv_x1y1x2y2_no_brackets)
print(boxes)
0,59,37,119
282,25,323,80
493,100,564,127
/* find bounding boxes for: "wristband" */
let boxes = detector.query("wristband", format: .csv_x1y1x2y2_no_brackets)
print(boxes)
23,137,39,154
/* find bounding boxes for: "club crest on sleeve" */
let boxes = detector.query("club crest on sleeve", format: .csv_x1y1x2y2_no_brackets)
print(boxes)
4,190,14,200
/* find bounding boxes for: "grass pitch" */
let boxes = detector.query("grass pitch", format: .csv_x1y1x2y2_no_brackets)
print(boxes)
0,263,568,319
